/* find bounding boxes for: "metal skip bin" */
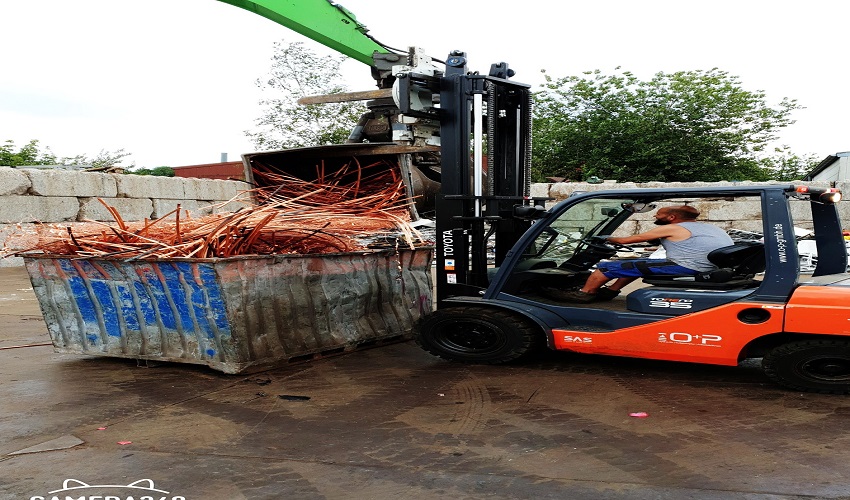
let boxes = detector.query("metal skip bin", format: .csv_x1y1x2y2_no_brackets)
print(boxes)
24,248,433,374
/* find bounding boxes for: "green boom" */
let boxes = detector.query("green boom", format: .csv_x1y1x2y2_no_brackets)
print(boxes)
217,0,389,65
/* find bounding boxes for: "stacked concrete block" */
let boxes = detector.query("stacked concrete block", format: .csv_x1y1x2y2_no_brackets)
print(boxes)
696,200,763,222
610,220,638,237
837,204,850,225
529,183,552,205
25,168,117,197
549,181,640,201
115,173,185,199
212,199,254,214
205,178,244,201
151,199,215,219
181,177,243,202
726,219,774,234
78,197,154,222
0,196,79,224
833,182,850,224
0,167,31,196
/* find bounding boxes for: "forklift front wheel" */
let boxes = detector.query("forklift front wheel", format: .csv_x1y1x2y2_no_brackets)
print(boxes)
416,307,541,364
762,339,850,394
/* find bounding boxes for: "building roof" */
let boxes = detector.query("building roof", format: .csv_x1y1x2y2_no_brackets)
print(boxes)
803,152,850,181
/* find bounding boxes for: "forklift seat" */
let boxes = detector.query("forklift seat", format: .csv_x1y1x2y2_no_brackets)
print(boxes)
641,241,765,289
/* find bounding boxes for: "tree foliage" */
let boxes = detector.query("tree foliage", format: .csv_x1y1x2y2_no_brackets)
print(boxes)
1,139,134,169
532,68,804,182
246,41,366,150
0,139,57,166
128,166,174,177
61,148,134,170
758,146,819,181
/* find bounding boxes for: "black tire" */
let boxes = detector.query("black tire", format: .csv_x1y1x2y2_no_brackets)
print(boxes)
762,339,850,394
415,307,541,364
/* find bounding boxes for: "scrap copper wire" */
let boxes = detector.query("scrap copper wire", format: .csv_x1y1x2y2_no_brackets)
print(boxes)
8,158,425,260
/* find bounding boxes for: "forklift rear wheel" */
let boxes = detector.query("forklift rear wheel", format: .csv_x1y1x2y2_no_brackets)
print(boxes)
762,340,850,394
416,307,540,364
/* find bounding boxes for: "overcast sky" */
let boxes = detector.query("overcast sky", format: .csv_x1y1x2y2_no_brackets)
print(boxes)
1,0,848,168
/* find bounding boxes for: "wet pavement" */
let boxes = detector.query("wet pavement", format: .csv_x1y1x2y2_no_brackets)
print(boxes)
1,266,850,499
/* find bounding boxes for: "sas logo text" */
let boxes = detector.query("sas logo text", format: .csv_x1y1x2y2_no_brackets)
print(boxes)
563,336,592,344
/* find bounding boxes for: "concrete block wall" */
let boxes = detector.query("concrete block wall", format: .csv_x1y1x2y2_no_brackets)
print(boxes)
2,171,847,266
0,167,251,266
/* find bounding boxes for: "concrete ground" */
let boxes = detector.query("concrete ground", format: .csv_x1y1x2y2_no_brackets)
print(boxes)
1,266,850,500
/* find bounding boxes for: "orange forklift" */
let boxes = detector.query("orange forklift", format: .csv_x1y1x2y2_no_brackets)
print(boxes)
406,52,850,393
417,183,850,394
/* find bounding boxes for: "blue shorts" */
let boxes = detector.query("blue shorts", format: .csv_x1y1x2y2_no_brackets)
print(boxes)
596,259,697,278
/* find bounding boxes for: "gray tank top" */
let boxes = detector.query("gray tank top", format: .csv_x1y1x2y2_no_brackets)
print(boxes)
661,222,734,271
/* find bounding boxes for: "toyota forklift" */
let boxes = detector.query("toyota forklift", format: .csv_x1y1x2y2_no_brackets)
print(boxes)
408,53,850,394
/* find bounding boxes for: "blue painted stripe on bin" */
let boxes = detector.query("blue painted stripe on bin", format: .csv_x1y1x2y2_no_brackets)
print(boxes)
90,280,121,338
199,265,230,333
66,276,99,327
133,281,158,326
92,261,137,335
138,265,177,330
116,282,140,331
157,263,195,332
172,262,214,340
193,281,216,339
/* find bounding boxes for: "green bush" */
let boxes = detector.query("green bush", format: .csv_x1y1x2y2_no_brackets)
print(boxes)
129,166,174,177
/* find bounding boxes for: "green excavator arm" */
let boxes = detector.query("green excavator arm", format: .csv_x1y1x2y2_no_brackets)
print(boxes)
217,0,389,66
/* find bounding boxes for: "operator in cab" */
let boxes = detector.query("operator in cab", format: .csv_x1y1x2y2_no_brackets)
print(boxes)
555,205,733,303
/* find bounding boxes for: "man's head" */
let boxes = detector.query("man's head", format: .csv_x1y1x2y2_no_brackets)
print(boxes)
654,205,700,225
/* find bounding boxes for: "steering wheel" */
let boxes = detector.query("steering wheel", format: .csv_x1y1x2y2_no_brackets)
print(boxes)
579,236,635,252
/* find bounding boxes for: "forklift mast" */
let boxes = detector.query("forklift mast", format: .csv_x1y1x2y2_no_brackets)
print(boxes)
431,52,535,304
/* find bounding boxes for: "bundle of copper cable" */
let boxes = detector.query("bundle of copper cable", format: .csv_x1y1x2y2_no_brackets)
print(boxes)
11,158,425,260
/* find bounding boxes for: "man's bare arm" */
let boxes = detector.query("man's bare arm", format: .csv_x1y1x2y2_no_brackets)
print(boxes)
608,225,690,245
